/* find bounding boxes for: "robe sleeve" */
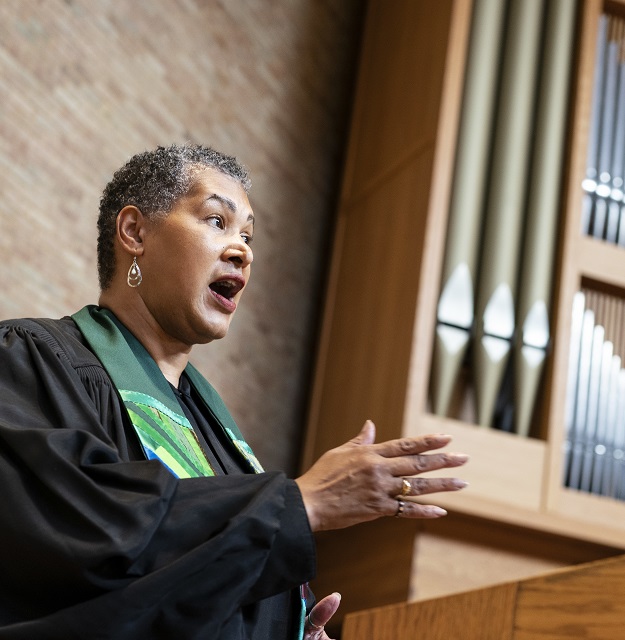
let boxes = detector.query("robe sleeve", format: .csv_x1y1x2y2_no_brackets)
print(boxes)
0,320,315,638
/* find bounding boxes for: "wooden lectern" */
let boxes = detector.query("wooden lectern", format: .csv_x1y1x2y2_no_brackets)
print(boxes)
342,554,625,639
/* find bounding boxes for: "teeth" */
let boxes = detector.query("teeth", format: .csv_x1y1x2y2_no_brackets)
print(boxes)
211,279,240,299
213,280,235,289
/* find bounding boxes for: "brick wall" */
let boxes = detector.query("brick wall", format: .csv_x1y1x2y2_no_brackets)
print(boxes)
0,0,364,473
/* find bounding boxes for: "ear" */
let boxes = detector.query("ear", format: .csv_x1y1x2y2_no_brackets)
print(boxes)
116,205,147,256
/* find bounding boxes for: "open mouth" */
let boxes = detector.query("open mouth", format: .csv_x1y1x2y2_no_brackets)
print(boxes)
209,277,244,311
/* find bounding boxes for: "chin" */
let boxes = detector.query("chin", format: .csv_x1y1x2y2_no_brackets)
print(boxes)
187,306,233,344
209,328,229,342
197,321,231,344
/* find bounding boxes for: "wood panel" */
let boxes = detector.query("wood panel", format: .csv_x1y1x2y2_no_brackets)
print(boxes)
343,554,625,640
310,518,418,635
303,154,437,464
343,582,517,640
550,487,625,539
410,511,621,603
341,0,455,202
577,235,625,289
513,554,625,639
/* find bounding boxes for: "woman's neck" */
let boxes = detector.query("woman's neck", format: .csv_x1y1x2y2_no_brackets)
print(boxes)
98,287,191,387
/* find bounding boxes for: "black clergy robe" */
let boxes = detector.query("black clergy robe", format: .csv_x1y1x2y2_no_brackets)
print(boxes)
0,316,316,639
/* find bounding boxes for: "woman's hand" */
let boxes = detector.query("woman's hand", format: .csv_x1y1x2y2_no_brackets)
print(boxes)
304,592,341,640
295,420,468,532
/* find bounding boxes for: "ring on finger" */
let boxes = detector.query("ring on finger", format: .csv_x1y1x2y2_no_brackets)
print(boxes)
395,499,405,518
307,614,323,630
400,478,411,497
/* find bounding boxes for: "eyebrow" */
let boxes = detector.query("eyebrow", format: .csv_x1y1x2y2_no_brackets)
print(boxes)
207,193,254,224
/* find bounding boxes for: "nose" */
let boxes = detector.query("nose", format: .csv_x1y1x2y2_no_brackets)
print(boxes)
223,237,253,268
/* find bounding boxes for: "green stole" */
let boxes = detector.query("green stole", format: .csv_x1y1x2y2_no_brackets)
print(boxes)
72,305,263,478
72,305,307,639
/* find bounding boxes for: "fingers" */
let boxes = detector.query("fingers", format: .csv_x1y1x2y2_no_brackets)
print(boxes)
349,420,376,446
388,451,469,478
373,433,454,457
308,592,341,627
396,475,468,497
394,500,449,519
305,593,341,640
348,424,456,456
296,426,468,532
351,429,468,487
389,470,469,520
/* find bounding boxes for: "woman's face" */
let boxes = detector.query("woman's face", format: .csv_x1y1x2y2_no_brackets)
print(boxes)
138,166,254,347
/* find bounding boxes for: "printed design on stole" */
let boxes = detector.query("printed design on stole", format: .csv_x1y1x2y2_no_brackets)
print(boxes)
120,390,215,479
224,427,264,474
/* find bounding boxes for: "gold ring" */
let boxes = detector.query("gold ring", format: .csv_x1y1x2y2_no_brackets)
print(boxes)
400,478,411,497
395,499,405,518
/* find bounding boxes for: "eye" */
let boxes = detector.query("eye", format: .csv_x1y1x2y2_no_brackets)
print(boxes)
206,215,224,229
242,233,253,245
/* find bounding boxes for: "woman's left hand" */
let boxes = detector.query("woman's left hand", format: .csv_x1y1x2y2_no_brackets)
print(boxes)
304,592,341,639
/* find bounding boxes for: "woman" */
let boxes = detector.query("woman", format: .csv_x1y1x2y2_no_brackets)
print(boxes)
0,144,468,639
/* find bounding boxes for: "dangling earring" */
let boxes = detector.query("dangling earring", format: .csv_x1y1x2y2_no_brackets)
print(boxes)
127,256,142,287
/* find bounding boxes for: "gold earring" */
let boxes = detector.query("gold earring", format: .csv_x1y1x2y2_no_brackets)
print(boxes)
127,256,142,287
